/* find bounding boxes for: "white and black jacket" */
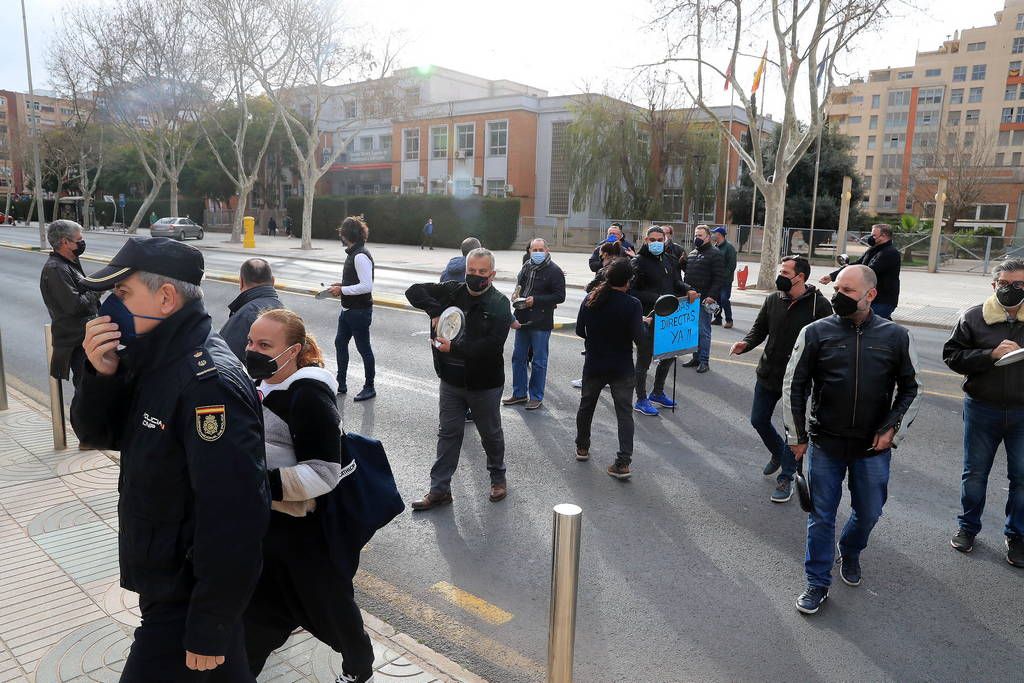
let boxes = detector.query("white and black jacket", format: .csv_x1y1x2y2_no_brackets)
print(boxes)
258,367,353,517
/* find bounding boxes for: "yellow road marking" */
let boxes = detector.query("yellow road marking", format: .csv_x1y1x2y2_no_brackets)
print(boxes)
429,581,514,625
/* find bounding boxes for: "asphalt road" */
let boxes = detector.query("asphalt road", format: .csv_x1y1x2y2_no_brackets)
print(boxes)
1,244,1021,683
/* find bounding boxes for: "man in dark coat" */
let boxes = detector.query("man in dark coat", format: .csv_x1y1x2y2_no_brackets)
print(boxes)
821,223,901,320
39,219,99,385
588,223,635,272
681,224,725,373
219,258,283,360
711,226,737,328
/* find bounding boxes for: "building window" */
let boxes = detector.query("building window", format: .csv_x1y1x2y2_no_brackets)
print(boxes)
969,87,983,103
380,134,392,153
1007,86,1018,101
881,154,902,169
971,64,987,80
1004,107,1015,123
344,101,357,119
948,110,961,125
953,66,967,82
884,133,905,149
430,125,448,159
863,176,872,189
1017,107,1024,123
359,136,373,151
849,95,864,104
1015,37,1024,54
453,179,473,197
925,68,941,77
915,111,936,126
967,42,986,52
402,180,420,194
999,131,1011,146
487,121,508,156
1012,61,1023,77
965,131,976,147
848,135,861,146
864,155,874,169
848,115,862,124
871,94,880,109
403,129,419,161
486,179,507,198
548,121,570,215
966,109,981,124
918,87,943,104
404,87,420,105
884,111,908,130
1016,152,1023,166
1014,130,1024,145
867,135,877,149
897,71,913,80
1018,13,1024,30
950,88,964,104
869,115,878,130
997,152,1006,166
456,123,474,156
887,90,911,106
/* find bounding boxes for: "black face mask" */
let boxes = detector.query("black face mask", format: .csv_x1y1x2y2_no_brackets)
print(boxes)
996,285,1024,308
466,274,490,293
831,291,864,318
693,237,705,248
73,239,86,256
866,235,877,247
244,347,293,381
776,274,795,293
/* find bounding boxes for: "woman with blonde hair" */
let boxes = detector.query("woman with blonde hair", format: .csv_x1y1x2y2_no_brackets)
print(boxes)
241,308,375,683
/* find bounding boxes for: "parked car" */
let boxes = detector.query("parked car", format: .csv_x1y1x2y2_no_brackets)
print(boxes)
150,216,204,241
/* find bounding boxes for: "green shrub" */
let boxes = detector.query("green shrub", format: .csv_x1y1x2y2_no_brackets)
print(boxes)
286,195,521,250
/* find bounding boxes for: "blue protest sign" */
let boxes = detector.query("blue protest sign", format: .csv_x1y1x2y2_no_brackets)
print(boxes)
653,298,699,360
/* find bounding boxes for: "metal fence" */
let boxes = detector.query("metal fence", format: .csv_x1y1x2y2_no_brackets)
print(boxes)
938,234,1024,274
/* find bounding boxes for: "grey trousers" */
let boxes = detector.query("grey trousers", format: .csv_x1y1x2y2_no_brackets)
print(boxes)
430,381,506,495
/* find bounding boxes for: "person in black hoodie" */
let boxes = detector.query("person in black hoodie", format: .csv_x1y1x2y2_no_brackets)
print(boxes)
329,216,376,401
680,224,725,373
731,256,832,503
219,258,282,360
820,223,901,320
630,226,697,417
242,308,374,683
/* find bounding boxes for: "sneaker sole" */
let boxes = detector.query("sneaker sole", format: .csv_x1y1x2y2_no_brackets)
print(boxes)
633,407,659,416
840,573,862,587
575,455,589,461
770,491,793,503
950,539,974,553
502,398,528,406
607,470,632,480
795,593,827,614
1007,540,1024,567
649,401,676,408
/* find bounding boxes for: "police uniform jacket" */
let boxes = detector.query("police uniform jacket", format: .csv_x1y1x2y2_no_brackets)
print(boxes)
70,299,270,656
39,252,99,379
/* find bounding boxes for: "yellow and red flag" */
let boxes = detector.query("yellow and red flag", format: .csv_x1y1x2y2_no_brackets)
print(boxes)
751,45,768,94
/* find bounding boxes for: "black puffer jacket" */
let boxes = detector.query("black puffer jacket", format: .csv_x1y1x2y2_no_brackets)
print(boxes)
943,296,1024,406
831,240,901,307
219,285,283,360
629,245,690,315
683,242,725,298
783,312,921,458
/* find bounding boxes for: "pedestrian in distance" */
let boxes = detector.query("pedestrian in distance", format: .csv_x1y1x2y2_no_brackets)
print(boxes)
820,223,901,320
149,210,158,227
680,224,725,374
219,258,282,361
71,237,270,680
784,264,921,615
575,258,644,479
39,219,99,388
630,225,698,417
440,237,482,283
504,238,566,411
405,248,513,510
421,217,434,250
329,216,376,401
284,214,294,238
241,309,376,683
730,256,832,503
710,226,737,328
588,222,635,272
942,258,1024,567
267,216,278,237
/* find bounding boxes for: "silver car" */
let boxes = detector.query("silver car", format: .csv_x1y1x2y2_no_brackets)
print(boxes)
150,217,204,241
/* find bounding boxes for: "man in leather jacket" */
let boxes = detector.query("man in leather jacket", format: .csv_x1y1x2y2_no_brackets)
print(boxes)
821,223,901,320
783,265,921,615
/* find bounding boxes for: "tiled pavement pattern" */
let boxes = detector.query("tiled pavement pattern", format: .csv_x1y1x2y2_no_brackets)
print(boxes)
0,388,483,683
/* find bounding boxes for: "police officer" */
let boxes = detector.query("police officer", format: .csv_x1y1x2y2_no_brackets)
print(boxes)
71,237,270,681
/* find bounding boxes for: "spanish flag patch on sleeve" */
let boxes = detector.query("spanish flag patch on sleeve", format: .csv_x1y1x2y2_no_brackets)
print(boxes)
195,405,226,442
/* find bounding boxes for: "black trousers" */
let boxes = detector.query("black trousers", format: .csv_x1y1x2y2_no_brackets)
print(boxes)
634,325,673,401
244,512,374,679
576,373,635,464
120,599,253,682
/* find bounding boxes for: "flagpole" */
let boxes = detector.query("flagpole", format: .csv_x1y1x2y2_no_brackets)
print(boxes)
723,88,733,225
809,124,823,233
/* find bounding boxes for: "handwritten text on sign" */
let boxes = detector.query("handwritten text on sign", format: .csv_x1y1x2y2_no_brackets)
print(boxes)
653,298,699,360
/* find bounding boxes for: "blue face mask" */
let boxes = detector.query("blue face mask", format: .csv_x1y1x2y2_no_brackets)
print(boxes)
530,251,547,265
648,241,665,256
99,293,166,346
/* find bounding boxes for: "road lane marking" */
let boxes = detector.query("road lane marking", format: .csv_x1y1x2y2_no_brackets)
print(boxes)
429,581,513,625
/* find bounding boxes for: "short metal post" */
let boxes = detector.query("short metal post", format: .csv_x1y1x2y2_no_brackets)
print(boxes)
43,324,66,450
0,328,8,411
983,236,993,275
548,503,582,683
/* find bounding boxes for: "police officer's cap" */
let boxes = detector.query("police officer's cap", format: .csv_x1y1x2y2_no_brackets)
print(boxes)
82,237,204,290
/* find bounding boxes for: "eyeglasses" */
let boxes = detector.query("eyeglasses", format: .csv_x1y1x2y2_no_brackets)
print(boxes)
996,280,1024,289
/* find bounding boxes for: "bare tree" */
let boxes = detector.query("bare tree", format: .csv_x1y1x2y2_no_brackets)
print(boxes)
910,125,997,231
651,0,891,289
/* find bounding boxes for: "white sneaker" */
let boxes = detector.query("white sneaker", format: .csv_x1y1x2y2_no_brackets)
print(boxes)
335,674,375,683
571,378,583,388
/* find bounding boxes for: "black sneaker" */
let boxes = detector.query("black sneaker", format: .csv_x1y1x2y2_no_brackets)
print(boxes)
353,386,376,402
1007,536,1024,567
681,356,699,368
838,550,862,587
762,458,781,476
795,586,828,614
950,528,975,553
696,362,710,374
771,479,792,503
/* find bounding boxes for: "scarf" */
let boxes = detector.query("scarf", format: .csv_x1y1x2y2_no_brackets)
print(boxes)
519,253,551,298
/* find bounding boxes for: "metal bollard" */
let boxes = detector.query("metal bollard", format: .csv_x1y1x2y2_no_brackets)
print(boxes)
0,328,8,411
547,503,582,683
43,324,67,450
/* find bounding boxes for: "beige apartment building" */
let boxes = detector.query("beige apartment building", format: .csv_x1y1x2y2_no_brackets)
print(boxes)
830,0,1024,236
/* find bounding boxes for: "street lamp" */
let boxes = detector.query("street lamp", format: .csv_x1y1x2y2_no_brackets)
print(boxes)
19,0,46,248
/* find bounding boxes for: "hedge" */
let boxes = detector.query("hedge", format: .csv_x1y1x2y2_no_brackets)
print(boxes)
3,196,206,228
285,195,521,250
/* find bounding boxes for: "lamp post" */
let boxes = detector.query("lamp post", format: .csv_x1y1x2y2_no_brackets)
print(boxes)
19,0,47,249
835,176,853,261
928,178,948,273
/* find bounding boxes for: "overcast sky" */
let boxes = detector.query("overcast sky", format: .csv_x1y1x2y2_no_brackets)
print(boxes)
2,0,1010,118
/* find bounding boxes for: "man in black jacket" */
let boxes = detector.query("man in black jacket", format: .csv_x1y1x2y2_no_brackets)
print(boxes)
821,223,901,319
681,224,725,373
943,258,1024,567
406,248,514,510
219,258,282,360
39,220,99,386
731,256,831,503
71,237,270,680
784,265,920,615
504,238,566,410
630,226,696,417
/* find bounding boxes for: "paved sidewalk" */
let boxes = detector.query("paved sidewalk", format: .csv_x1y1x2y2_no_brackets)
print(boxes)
0,386,483,683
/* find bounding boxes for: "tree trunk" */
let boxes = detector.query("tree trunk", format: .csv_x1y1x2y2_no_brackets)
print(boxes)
169,174,179,217
231,182,254,244
756,183,787,290
300,180,314,250
3,190,10,224
131,179,164,232
79,155,92,230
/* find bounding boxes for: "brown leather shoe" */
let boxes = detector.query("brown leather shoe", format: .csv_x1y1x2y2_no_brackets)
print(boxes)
411,491,453,511
575,447,590,461
724,321,734,329
489,483,507,502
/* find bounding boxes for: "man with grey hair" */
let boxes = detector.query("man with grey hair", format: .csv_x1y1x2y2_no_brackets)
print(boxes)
785,264,920,614
406,248,514,509
821,223,901,320
220,258,282,360
943,258,1024,567
39,219,99,386
71,237,270,679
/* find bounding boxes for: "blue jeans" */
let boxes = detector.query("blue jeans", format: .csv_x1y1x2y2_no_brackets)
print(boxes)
871,302,896,320
750,381,797,482
805,444,891,588
335,307,375,388
714,282,734,323
697,302,712,363
511,328,551,401
959,397,1024,538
